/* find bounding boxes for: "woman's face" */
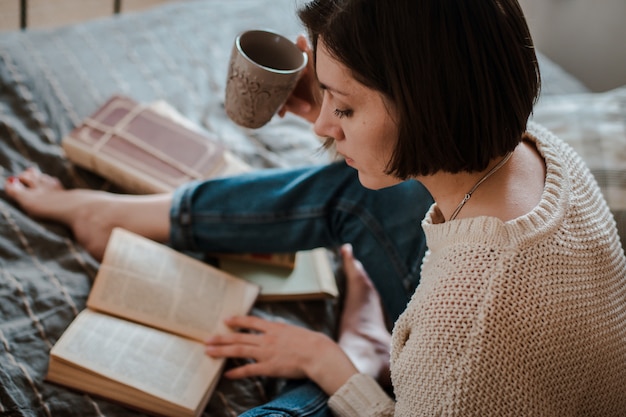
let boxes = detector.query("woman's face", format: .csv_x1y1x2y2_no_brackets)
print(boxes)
313,41,402,190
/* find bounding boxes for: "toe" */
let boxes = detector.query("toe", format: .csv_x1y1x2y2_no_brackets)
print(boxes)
5,175,24,189
18,167,42,187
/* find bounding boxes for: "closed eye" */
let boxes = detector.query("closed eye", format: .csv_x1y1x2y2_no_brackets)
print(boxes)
333,108,353,118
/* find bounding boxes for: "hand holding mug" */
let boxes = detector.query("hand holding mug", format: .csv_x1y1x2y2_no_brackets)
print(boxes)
277,35,322,124
225,30,308,129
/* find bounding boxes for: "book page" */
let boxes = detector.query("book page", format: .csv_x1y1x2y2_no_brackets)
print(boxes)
87,228,259,341
50,309,218,411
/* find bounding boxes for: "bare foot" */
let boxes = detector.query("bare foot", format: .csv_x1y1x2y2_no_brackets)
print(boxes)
5,168,172,260
337,244,392,387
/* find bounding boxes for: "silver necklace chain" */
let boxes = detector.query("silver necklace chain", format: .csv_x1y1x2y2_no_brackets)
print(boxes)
448,151,514,221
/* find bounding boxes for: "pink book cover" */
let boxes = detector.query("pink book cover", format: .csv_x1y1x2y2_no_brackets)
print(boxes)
65,95,227,191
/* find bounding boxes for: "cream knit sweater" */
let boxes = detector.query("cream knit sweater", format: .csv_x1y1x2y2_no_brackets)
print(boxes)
329,124,626,416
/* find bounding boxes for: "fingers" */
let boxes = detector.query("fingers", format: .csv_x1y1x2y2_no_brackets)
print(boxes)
295,34,309,52
279,35,316,120
299,35,316,79
279,95,312,118
295,34,313,63
205,335,258,360
297,35,315,75
204,317,294,380
205,342,273,380
204,315,279,357
223,315,277,333
206,330,260,347
206,314,343,384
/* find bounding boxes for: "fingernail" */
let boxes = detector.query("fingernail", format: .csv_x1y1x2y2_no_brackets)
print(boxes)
7,176,18,184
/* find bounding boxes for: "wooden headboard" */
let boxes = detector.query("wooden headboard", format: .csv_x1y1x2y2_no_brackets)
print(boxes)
0,0,179,32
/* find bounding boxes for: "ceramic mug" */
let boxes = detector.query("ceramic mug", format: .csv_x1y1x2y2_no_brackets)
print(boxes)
225,30,308,129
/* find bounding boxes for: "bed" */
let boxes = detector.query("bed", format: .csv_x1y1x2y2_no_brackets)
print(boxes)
0,0,625,416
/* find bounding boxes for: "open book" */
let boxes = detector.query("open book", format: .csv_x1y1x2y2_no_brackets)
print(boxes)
46,228,260,417
61,95,251,194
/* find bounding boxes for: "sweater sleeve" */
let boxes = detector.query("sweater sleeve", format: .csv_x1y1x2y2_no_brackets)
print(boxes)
328,373,395,417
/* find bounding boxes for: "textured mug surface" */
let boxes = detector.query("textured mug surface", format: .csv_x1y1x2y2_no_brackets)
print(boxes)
225,30,308,129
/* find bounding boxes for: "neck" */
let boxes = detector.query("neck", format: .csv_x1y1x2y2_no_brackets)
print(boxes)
418,151,515,221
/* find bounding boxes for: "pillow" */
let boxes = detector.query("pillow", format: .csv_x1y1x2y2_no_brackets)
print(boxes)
532,86,626,244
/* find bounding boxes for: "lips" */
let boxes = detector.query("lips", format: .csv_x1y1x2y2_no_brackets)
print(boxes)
337,150,354,166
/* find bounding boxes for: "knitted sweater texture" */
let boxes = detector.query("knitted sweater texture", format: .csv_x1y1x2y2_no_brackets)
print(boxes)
329,124,626,416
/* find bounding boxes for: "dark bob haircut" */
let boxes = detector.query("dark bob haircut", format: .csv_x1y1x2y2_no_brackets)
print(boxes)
299,0,541,177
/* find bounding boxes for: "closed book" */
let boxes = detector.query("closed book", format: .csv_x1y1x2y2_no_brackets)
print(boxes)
62,95,250,194
218,249,339,301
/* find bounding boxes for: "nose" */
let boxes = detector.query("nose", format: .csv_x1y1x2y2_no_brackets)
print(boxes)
313,94,344,141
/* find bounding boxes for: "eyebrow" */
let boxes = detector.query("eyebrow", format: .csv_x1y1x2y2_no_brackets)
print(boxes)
319,82,350,97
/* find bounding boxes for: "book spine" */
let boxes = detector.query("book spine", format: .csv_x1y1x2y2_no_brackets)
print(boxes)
62,137,172,194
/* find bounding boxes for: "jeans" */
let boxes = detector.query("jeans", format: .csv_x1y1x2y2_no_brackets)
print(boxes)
169,161,433,416
170,161,432,322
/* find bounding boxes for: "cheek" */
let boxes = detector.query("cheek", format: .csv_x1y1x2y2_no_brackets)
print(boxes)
365,142,392,172
379,136,396,163
358,132,398,182
346,118,402,190
368,118,398,165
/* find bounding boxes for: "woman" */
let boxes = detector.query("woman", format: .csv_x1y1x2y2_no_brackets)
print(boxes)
203,0,626,416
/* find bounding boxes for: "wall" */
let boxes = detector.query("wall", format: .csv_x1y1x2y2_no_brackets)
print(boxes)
519,0,626,92
0,0,178,32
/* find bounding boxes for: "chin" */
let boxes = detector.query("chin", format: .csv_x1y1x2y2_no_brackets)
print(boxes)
357,172,402,190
